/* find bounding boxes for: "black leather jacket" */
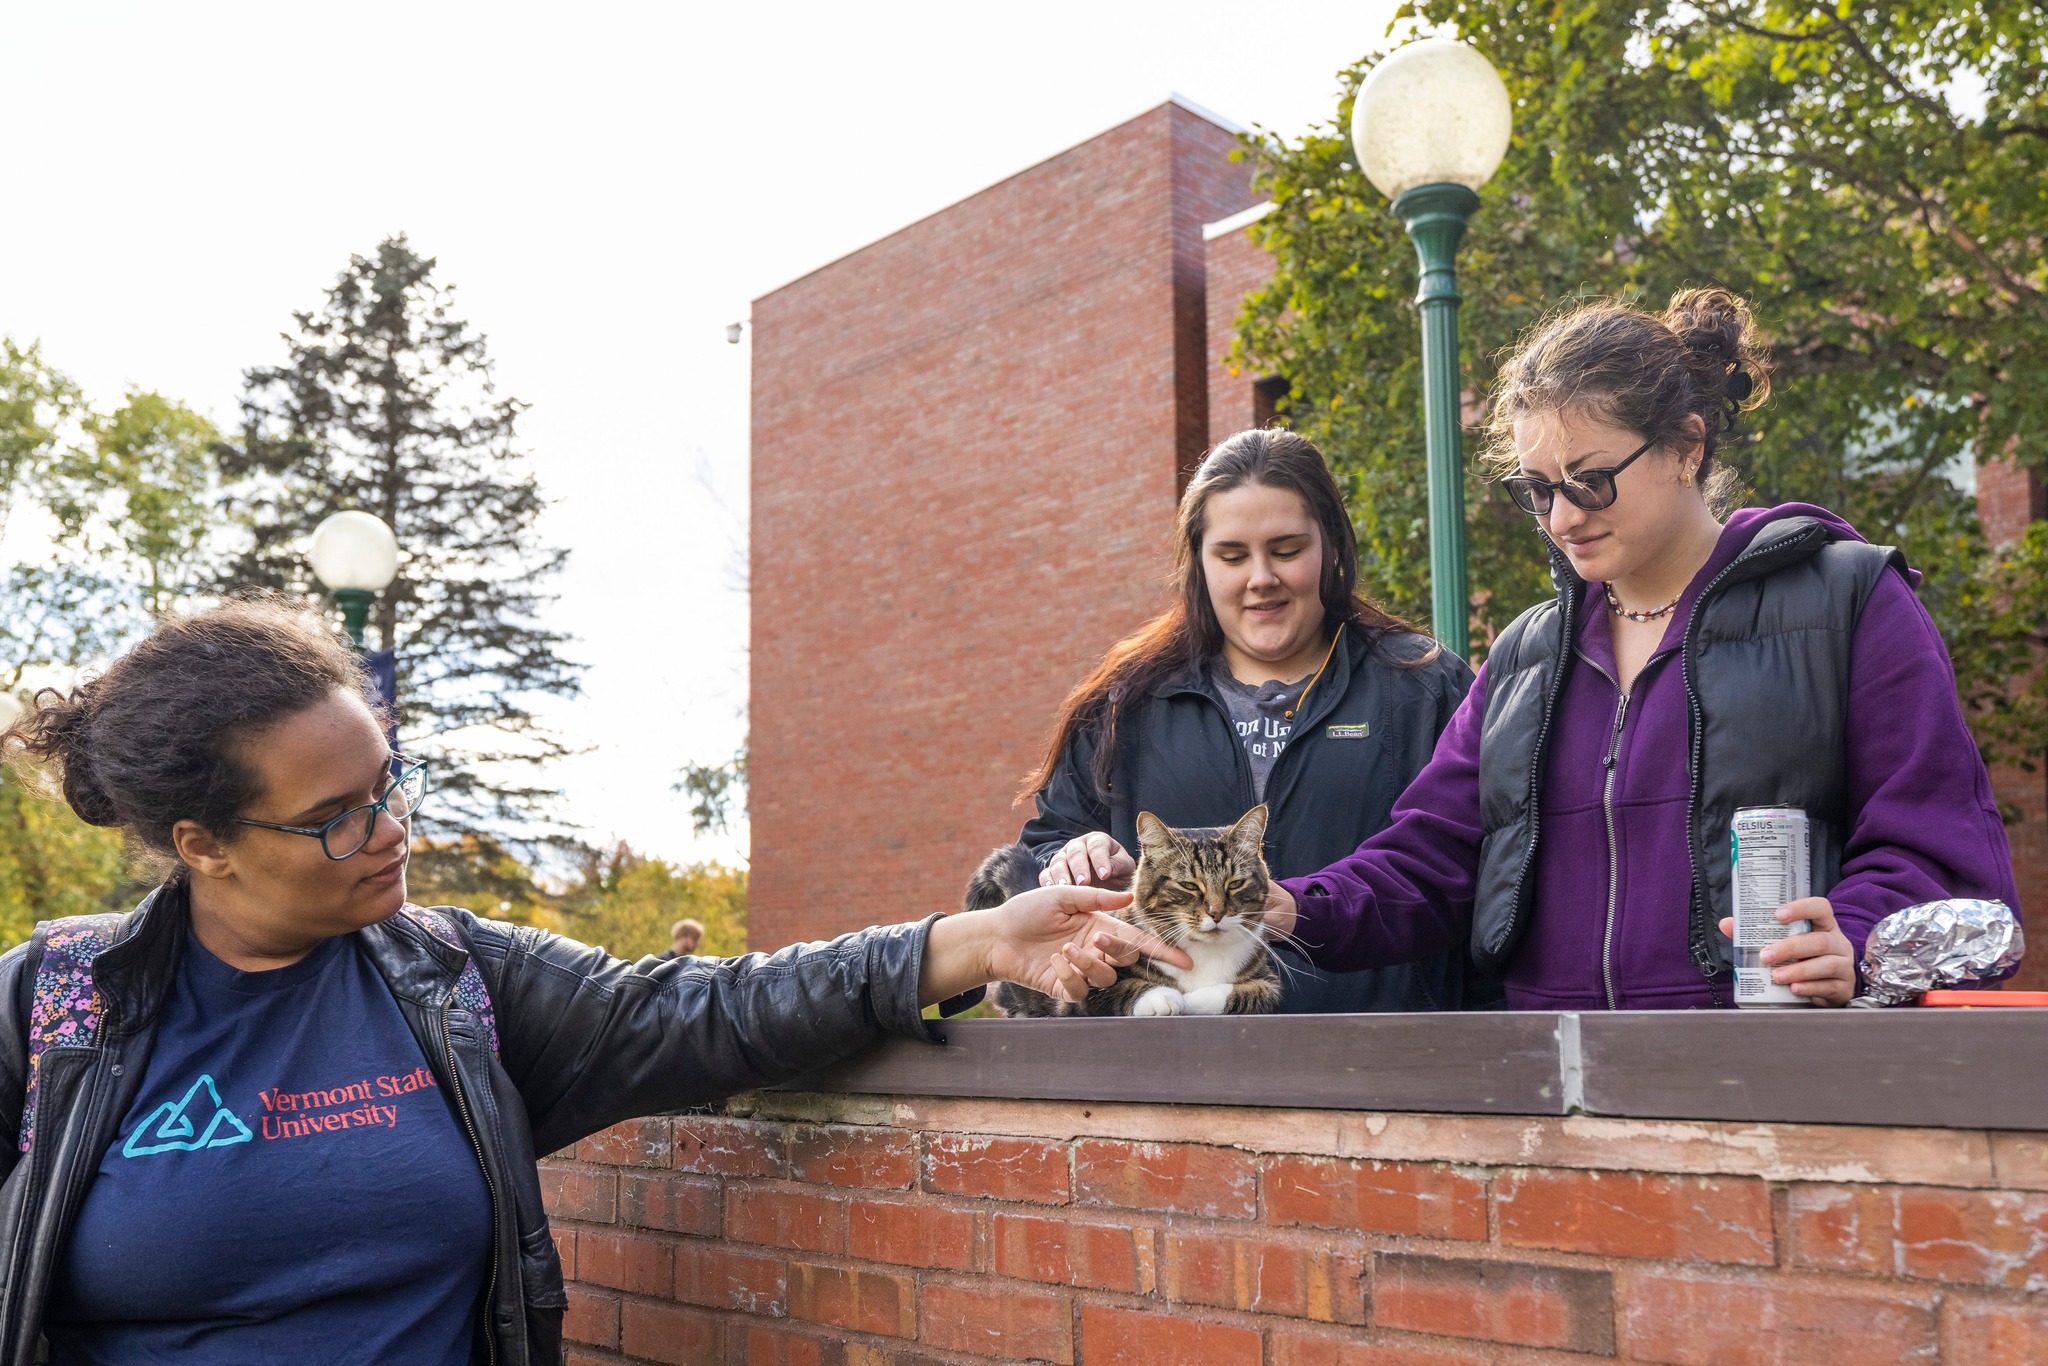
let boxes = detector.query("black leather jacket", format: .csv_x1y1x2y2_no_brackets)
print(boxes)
0,882,939,1366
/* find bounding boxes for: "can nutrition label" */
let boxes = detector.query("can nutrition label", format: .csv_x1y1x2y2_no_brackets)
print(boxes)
1731,806,1812,1008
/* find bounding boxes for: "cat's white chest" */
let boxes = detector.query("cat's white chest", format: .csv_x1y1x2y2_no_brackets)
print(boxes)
1160,928,1260,991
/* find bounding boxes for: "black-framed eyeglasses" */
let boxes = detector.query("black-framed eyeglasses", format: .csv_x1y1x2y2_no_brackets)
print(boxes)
1503,437,1657,516
234,758,429,860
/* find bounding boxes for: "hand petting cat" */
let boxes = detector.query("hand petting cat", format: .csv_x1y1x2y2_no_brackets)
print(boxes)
1039,832,1136,890
917,884,1194,1008
1261,881,1299,941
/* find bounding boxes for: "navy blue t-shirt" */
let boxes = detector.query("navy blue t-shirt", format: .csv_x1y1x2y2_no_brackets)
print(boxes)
45,932,494,1364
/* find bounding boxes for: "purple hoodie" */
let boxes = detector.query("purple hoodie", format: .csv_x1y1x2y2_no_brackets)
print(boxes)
1281,504,2022,1010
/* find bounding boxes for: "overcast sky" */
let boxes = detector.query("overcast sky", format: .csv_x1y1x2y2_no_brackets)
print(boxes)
1,0,1407,868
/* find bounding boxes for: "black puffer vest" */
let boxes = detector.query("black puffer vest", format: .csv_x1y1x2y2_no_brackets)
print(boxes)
1471,516,1905,979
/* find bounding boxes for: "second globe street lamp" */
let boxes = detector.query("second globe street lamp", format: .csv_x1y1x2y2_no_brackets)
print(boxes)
309,511,400,649
310,510,401,747
1350,37,1513,660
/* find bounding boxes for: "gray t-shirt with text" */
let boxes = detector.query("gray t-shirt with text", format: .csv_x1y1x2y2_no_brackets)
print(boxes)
1209,661,1309,801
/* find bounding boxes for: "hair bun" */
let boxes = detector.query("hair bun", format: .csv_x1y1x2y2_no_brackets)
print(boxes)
6,686,122,828
1663,286,1772,415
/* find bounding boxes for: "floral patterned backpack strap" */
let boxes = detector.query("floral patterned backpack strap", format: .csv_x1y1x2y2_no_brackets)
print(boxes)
397,904,500,1058
20,913,125,1155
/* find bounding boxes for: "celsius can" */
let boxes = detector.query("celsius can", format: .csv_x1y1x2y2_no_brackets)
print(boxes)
1731,806,1813,1008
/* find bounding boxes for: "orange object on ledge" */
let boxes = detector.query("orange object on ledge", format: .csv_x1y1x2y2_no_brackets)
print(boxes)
1921,989,2048,1007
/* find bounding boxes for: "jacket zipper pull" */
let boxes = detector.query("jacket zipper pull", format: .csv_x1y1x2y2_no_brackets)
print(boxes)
1602,695,1630,770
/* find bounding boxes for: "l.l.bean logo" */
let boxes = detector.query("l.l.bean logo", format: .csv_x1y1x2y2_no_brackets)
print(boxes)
1325,723,1370,740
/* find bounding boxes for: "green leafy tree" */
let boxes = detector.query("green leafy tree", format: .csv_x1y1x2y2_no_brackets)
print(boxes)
0,341,78,531
405,833,749,958
0,770,143,949
405,832,567,929
216,236,581,849
0,341,111,687
557,846,746,959
1235,0,2046,782
48,393,223,620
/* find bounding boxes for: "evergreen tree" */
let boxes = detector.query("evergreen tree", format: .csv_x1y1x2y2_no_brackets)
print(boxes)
217,236,580,847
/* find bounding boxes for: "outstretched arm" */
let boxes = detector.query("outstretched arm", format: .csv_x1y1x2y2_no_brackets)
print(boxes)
1267,666,1490,971
469,887,1189,1155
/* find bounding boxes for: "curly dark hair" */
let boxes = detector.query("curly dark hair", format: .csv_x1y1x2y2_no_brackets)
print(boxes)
1483,287,1775,514
2,596,369,873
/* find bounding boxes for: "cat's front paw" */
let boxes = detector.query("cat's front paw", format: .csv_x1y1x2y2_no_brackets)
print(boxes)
1180,984,1233,1015
1131,986,1186,1017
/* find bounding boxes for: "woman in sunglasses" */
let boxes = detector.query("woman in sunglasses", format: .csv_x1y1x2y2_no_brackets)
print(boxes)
0,599,1178,1365
1262,288,2018,1010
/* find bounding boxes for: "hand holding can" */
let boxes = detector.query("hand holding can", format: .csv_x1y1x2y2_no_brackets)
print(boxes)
1729,807,1813,1007
1718,896,1858,1007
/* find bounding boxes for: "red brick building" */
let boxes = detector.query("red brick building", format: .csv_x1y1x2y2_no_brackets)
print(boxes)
748,98,1262,950
748,100,2044,957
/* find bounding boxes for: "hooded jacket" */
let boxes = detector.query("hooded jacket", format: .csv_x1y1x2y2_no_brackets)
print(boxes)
1023,626,1488,1012
0,882,939,1365
1281,505,2021,1009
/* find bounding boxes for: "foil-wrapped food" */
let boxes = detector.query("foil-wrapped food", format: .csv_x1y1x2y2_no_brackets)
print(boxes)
1854,899,2023,1007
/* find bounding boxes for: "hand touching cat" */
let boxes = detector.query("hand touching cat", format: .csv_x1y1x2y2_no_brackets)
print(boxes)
1039,832,1136,891
1261,881,1299,940
919,885,1194,1007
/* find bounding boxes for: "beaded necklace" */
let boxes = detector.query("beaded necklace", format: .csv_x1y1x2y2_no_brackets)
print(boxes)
1603,583,1684,623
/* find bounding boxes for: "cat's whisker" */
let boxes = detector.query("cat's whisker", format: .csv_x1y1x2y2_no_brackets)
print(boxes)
1268,951,1316,987
1254,919,1317,958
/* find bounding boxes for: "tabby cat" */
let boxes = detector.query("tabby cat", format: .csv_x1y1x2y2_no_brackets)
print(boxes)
971,807,1283,1017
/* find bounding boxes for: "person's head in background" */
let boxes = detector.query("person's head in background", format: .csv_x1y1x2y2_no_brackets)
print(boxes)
1022,426,1423,802
670,918,705,956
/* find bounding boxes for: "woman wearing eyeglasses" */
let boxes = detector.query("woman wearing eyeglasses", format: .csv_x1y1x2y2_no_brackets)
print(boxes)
1261,288,2019,1010
0,599,1178,1366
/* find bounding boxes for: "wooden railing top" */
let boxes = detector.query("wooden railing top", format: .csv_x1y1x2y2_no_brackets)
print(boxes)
785,1009,2048,1131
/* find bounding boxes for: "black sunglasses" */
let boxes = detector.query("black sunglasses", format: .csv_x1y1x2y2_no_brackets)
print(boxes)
1503,437,1657,516
234,758,429,861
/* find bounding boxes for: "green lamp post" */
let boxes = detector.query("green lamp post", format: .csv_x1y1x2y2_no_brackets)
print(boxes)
310,511,399,648
1350,37,1513,660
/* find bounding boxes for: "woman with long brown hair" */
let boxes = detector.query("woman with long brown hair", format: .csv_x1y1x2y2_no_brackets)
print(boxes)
1017,428,1491,1012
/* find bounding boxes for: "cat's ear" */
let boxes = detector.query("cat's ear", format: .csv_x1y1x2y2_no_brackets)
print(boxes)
1134,811,1175,854
1227,804,1270,856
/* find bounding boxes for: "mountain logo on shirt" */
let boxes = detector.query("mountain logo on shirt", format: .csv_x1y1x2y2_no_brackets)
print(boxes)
121,1075,255,1158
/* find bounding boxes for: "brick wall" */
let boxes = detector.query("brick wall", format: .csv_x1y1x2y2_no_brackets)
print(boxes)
1977,452,2046,551
1977,450,2047,985
1204,205,1279,450
749,99,1257,951
544,1093,2048,1364
2000,766,2048,992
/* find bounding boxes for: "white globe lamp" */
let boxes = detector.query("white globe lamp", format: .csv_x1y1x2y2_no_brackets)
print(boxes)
309,511,399,646
1349,37,1513,202
1345,37,1513,660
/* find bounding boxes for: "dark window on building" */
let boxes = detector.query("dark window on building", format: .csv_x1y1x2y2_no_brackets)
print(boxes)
1253,375,1290,429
